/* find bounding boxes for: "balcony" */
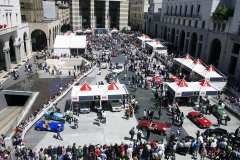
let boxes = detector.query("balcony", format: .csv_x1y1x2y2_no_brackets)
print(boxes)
164,13,201,19
0,26,18,35
229,33,240,42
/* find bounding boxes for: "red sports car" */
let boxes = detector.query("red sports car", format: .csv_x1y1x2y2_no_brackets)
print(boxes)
138,120,171,135
110,52,118,57
152,76,163,84
188,111,212,128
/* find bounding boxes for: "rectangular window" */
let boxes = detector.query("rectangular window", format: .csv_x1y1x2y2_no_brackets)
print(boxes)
232,43,240,55
238,25,240,34
21,15,26,22
187,32,190,37
188,20,191,26
217,23,221,31
178,19,180,25
199,35,203,41
158,8,161,13
213,23,217,30
20,2,25,9
202,21,205,29
195,21,198,28
177,30,179,34
183,19,185,25
222,23,226,32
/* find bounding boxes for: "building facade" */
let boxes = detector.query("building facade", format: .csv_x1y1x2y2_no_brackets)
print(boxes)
57,1,69,26
20,0,60,53
0,0,31,71
69,0,129,31
129,0,240,77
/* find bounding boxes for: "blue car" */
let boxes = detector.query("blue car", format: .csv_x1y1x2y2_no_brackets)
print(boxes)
34,120,64,132
44,111,66,123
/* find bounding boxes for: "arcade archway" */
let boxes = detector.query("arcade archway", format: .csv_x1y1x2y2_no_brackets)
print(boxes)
31,29,47,51
163,26,167,40
9,36,16,63
179,30,185,52
190,32,197,57
23,32,27,56
170,28,175,43
155,24,158,37
209,38,221,67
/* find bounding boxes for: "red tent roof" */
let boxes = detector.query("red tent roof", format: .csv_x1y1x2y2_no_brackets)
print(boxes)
172,76,181,83
177,80,188,87
108,82,119,90
184,54,191,60
193,59,202,65
86,28,91,30
199,80,211,87
67,31,72,36
80,83,92,91
141,34,145,37
206,65,216,72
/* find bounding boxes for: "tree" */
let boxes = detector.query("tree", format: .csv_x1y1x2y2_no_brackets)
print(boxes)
212,5,234,22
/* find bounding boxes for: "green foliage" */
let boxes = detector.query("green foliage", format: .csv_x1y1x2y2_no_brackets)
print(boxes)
212,5,234,22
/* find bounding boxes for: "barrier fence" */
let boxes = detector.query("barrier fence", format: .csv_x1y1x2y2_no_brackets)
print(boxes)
21,65,97,139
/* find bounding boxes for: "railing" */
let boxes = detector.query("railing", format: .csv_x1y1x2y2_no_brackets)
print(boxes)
21,64,97,139
229,33,240,42
163,13,201,19
4,92,35,137
0,26,18,35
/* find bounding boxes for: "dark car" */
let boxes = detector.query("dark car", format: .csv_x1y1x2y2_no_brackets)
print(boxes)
202,128,228,136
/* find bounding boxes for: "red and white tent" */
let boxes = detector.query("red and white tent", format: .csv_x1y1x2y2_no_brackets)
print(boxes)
100,82,129,100
84,28,92,33
71,83,99,102
198,65,224,81
111,28,119,33
189,80,218,96
66,30,73,36
167,80,197,97
76,28,83,33
174,54,193,66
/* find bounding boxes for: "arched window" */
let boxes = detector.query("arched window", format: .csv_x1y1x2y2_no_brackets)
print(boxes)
184,5,188,16
180,5,182,15
171,5,173,14
197,5,201,15
190,5,194,17
175,6,177,15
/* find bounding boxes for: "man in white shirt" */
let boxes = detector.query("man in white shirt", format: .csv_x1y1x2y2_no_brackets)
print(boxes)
102,110,107,123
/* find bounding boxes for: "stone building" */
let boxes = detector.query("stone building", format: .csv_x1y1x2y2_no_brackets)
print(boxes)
69,0,129,31
57,1,69,26
20,0,60,53
129,0,240,78
0,0,31,71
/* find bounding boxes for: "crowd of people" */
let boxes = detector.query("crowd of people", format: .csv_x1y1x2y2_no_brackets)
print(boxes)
0,30,238,160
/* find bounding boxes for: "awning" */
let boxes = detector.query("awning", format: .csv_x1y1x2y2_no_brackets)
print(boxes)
53,35,71,55
100,82,129,100
167,80,197,97
188,80,218,96
69,36,86,49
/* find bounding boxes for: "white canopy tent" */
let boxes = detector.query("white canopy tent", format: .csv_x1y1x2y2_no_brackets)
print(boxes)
188,81,218,96
100,83,129,100
53,35,71,55
54,35,86,56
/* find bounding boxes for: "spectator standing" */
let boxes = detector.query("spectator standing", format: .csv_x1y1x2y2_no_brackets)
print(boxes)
136,130,142,142
69,110,73,124
146,128,151,141
129,127,135,141
56,126,63,140
176,128,180,139
217,117,221,127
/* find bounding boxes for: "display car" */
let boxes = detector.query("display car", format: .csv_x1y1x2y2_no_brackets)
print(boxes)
202,128,228,136
212,104,231,120
44,111,66,123
110,51,118,57
100,62,107,69
34,120,64,132
152,76,163,84
138,120,171,135
188,111,212,128
112,66,124,74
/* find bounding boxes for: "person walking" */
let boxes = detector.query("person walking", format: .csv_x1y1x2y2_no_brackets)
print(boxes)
146,128,151,141
68,70,71,77
129,127,135,141
56,126,63,140
217,117,221,127
124,73,126,81
69,110,73,124
74,117,78,129
158,109,161,119
136,130,142,142
176,128,181,139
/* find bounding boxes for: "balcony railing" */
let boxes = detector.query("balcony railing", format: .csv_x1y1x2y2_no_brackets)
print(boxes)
229,33,240,42
0,26,18,35
164,13,201,19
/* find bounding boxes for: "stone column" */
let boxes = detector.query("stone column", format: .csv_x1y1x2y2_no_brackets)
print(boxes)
3,48,10,71
25,38,32,56
14,45,20,64
90,0,95,29
105,0,109,29
47,37,50,55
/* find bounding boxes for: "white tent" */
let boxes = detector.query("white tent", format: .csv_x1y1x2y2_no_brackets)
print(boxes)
54,35,86,56
100,83,129,100
71,83,100,102
167,80,196,97
69,36,86,49
53,35,71,55
197,65,225,81
188,81,218,96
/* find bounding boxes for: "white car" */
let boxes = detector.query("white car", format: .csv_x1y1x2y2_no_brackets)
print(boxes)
100,62,107,69
112,66,124,74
